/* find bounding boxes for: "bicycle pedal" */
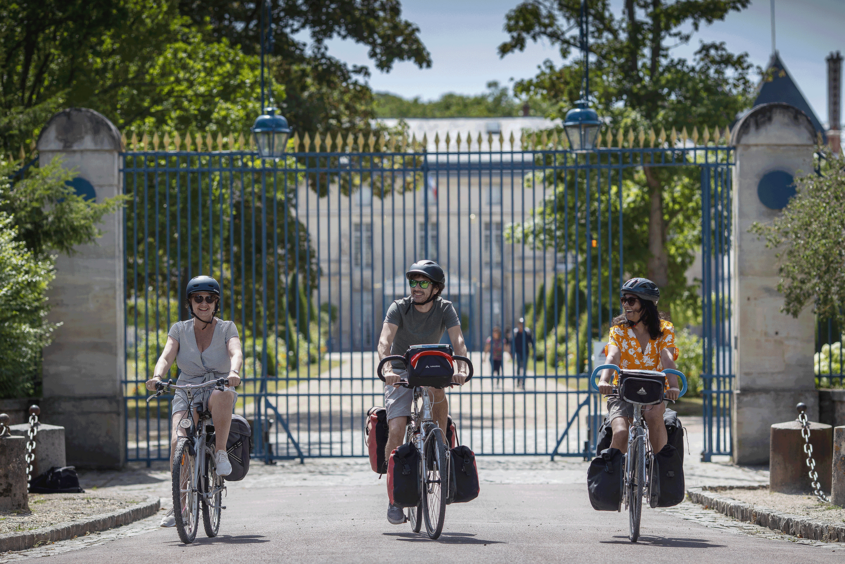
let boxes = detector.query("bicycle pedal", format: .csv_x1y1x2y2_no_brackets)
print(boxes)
221,505,227,510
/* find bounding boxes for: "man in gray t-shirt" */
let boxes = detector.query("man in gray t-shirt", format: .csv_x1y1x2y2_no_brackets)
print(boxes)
378,260,470,525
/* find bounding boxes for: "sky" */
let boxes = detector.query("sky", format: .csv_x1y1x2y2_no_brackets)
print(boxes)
317,0,845,125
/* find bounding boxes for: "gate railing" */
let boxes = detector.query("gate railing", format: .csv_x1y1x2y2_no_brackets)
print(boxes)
120,132,734,464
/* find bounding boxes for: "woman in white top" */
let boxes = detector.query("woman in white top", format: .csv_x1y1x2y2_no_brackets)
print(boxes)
146,275,243,527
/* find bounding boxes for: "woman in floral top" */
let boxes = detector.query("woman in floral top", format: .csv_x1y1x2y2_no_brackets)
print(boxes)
598,278,680,454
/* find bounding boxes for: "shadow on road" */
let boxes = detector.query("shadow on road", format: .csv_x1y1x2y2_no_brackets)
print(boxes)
165,534,269,546
384,532,505,545
601,535,725,548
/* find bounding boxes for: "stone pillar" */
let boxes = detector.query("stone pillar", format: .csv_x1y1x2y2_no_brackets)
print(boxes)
833,426,845,507
36,109,124,468
730,103,818,465
0,436,29,511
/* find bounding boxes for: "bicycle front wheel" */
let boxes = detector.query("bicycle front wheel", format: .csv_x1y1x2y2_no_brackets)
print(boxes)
202,447,223,537
627,435,644,543
172,438,199,544
422,431,447,540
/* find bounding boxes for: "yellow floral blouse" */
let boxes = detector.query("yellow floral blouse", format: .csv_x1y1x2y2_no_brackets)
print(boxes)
603,319,680,387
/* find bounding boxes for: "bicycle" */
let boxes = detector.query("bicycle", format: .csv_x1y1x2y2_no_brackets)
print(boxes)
377,346,474,540
589,365,688,543
147,378,229,544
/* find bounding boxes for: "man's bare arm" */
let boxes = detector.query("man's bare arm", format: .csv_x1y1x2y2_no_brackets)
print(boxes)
378,322,400,385
447,325,470,384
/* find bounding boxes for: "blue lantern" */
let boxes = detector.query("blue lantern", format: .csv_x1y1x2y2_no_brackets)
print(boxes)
563,100,602,152
252,107,291,160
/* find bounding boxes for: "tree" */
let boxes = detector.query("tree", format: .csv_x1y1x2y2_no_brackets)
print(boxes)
750,150,845,327
499,0,756,315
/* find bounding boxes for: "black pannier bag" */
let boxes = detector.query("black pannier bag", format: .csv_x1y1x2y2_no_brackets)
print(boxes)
446,415,458,449
595,409,685,457
223,414,252,482
650,443,685,507
405,344,455,388
29,466,85,494
388,443,421,508
447,445,479,504
618,371,665,405
366,406,390,474
587,448,623,511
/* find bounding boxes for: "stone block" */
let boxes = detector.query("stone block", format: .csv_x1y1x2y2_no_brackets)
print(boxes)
770,420,832,494
39,396,124,469
0,436,29,511
833,426,845,507
732,389,818,465
8,423,67,478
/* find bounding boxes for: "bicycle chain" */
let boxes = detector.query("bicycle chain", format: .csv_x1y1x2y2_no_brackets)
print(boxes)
797,407,830,503
25,407,40,492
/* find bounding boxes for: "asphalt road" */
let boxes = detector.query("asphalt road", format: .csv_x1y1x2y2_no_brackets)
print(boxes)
35,483,842,564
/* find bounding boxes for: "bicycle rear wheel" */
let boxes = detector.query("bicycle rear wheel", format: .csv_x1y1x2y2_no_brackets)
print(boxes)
422,431,447,540
172,438,199,544
202,446,223,537
627,435,644,543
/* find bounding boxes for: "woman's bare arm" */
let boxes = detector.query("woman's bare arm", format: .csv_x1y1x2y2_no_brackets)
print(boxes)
146,337,179,390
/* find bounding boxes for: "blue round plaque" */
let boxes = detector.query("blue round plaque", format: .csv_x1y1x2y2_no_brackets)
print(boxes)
757,170,795,210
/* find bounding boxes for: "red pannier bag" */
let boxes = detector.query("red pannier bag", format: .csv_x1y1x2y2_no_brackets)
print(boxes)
365,406,389,474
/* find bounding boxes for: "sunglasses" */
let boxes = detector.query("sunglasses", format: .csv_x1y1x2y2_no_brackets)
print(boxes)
192,295,218,304
408,279,431,289
620,296,639,307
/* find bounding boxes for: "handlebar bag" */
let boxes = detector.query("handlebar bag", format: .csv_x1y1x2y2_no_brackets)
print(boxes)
618,373,665,405
447,445,479,504
387,443,421,508
649,443,685,508
223,414,252,482
587,447,624,511
405,344,455,389
365,406,389,474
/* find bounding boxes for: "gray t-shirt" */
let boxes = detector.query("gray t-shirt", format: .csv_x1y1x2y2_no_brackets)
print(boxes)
167,319,240,379
384,297,460,367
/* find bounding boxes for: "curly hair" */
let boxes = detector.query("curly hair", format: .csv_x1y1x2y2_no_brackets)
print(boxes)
611,298,669,340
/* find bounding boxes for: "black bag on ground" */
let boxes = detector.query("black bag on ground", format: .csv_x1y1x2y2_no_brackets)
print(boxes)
388,443,421,508
366,406,390,473
587,448,623,511
447,445,479,504
650,443,685,508
30,466,85,494
223,414,252,481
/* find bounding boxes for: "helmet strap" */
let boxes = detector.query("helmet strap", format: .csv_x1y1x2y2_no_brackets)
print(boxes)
188,300,216,330
410,291,439,308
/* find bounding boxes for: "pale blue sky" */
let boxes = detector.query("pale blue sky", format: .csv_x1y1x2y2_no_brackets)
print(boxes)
318,0,844,124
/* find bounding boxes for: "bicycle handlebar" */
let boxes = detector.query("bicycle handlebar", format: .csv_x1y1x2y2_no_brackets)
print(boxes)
145,378,228,403
376,354,474,386
589,365,688,399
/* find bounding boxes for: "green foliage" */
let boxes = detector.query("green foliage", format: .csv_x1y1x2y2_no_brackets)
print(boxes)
0,209,57,398
1,159,125,257
374,81,552,118
750,150,845,327
674,328,703,397
0,0,431,153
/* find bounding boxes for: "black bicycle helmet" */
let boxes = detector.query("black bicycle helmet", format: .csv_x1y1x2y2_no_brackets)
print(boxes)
186,275,221,320
405,260,445,285
621,277,660,303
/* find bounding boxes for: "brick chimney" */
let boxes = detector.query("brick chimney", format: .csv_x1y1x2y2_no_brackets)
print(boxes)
827,51,842,154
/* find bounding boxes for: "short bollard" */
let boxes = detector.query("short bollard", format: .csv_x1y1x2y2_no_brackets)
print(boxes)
0,413,29,512
770,404,833,495
833,426,845,507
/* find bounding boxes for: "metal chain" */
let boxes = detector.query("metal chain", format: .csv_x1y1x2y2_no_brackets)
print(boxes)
25,409,39,492
798,409,830,503
0,413,9,437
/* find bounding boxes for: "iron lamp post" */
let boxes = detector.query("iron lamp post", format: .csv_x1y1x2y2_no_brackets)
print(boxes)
563,0,602,152
251,0,291,159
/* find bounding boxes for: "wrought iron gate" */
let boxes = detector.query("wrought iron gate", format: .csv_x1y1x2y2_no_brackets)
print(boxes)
121,131,734,464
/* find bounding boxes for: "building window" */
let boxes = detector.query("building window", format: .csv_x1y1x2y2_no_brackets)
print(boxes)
487,185,502,205
483,221,503,265
355,186,372,206
353,222,373,267
418,222,438,261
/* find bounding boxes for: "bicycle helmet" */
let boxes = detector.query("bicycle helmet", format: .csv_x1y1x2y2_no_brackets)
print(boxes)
186,275,221,320
620,277,660,303
405,260,445,285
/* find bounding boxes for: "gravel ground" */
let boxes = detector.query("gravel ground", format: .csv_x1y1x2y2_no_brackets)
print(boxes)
714,488,845,525
0,492,146,536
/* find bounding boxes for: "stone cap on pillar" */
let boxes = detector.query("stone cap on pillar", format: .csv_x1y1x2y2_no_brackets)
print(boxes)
37,108,122,153
731,103,817,147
